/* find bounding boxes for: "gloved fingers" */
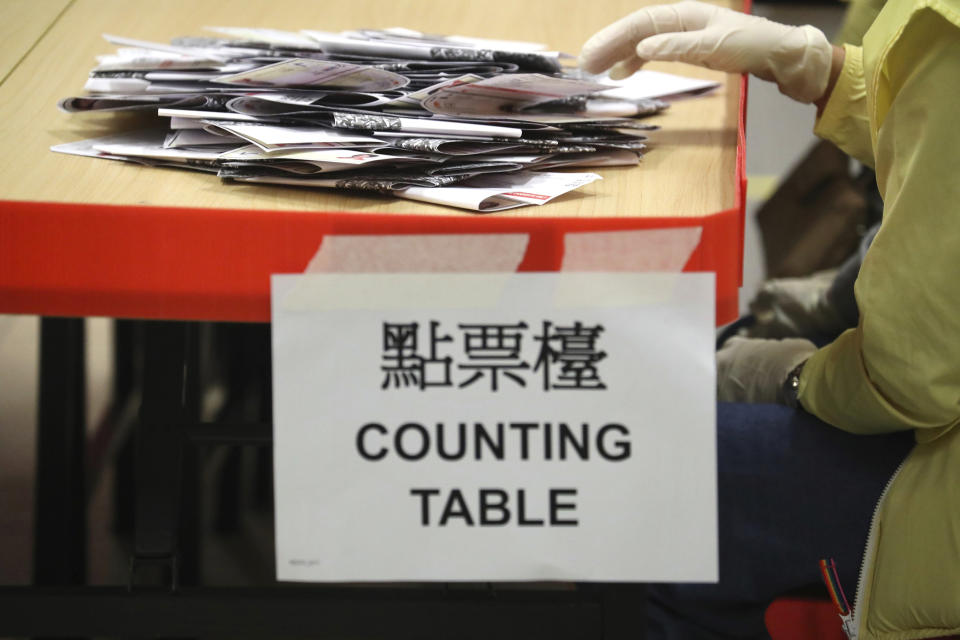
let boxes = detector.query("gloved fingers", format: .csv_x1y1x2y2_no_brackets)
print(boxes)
717,335,748,356
716,337,750,402
715,336,817,404
579,1,715,74
717,374,748,403
640,1,718,34
716,335,749,366
580,15,650,74
634,31,712,66
608,56,647,80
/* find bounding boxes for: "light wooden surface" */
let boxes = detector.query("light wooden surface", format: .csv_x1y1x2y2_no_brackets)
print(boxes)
0,0,71,84
0,0,740,219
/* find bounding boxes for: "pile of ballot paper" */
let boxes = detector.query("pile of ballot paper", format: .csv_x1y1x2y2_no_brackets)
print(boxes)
53,27,718,212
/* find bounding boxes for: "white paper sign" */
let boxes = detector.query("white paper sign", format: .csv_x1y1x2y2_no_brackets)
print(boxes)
272,273,717,583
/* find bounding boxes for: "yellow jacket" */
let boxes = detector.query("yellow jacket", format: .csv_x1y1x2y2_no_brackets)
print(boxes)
799,0,960,636
835,0,888,45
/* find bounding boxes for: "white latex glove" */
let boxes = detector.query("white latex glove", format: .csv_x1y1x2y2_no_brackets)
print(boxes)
717,336,816,404
579,0,834,103
746,270,847,339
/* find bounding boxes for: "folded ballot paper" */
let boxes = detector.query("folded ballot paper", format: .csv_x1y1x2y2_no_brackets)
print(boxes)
53,27,718,213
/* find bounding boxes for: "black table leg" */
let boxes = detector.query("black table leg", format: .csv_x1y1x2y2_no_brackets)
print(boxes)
132,320,200,589
33,317,87,587
103,319,142,535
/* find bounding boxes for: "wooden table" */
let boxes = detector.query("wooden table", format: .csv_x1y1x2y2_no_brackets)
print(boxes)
0,0,745,325
0,0,71,82
0,1,745,636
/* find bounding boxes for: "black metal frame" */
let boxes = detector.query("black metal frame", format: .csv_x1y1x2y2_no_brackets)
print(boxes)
0,585,644,638
16,317,646,638
33,317,87,587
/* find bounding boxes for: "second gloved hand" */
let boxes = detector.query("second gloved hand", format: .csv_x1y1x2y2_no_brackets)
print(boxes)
717,336,816,404
579,0,834,103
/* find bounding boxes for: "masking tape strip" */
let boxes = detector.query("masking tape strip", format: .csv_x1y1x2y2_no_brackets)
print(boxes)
560,227,703,272
555,227,706,309
282,229,704,311
304,233,529,273
281,233,529,310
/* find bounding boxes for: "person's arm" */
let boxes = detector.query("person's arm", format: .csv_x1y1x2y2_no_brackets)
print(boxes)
812,44,875,167
799,10,960,437
813,45,845,118
579,1,834,104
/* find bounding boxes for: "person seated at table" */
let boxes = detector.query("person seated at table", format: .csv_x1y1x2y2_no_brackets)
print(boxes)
579,1,960,638
739,0,888,347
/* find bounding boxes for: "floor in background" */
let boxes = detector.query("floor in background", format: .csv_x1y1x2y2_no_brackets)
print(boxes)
0,1,846,592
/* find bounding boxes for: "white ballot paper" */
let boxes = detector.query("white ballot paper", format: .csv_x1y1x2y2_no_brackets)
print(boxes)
157,108,264,123
101,34,232,63
372,27,548,52
205,26,322,49
272,272,718,582
51,132,167,161
397,171,602,211
207,123,382,151
93,142,225,162
164,129,241,148
301,30,560,63
215,58,409,92
522,149,642,170
423,74,610,116
94,50,224,72
219,145,423,165
219,145,428,173
597,70,720,102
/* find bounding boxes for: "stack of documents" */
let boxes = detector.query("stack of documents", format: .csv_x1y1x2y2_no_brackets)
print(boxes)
54,27,718,212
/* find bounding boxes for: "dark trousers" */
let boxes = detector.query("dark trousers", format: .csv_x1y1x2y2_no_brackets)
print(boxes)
647,403,914,639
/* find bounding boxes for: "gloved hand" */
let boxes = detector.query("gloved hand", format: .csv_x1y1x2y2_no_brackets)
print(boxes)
746,270,848,339
717,336,816,404
579,0,834,103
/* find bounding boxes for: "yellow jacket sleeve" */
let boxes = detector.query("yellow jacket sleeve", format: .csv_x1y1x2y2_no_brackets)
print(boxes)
799,8,960,438
813,44,874,167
